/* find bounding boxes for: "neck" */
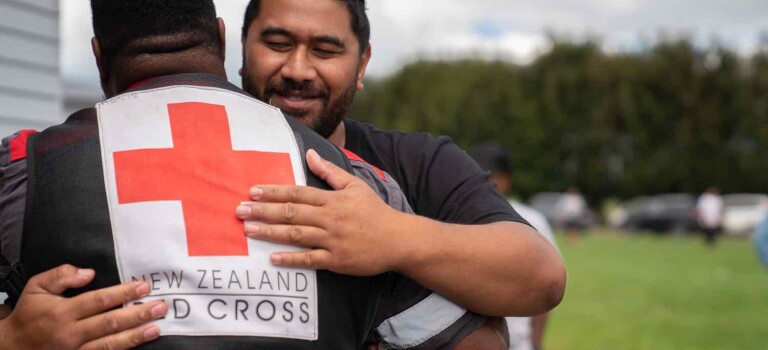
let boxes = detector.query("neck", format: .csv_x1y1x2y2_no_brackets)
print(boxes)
108,49,226,97
328,121,346,148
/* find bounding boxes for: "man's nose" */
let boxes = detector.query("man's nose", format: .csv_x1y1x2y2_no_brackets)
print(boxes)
281,47,318,83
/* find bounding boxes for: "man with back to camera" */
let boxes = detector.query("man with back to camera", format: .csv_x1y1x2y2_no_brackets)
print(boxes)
0,1,498,349
469,143,561,350
237,0,566,319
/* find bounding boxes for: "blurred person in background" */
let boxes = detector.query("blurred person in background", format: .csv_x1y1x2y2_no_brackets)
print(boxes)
754,214,768,269
555,186,588,244
469,142,561,350
696,186,723,247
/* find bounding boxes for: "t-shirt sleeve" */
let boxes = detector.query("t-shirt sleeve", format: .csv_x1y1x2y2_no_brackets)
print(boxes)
394,133,529,226
0,131,32,287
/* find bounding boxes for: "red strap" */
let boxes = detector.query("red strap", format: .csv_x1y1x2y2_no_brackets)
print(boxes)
342,148,387,183
127,76,160,90
9,129,37,162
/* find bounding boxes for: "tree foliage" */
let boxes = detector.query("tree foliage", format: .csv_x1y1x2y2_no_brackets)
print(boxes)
351,38,768,203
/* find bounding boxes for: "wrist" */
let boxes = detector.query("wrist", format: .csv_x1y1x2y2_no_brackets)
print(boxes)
391,214,449,276
0,317,19,349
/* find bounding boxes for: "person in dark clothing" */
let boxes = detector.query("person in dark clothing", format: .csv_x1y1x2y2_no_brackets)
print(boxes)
238,0,565,319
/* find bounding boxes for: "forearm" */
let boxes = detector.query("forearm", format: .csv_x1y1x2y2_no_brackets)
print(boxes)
531,313,549,350
394,216,566,317
0,305,10,319
0,311,15,348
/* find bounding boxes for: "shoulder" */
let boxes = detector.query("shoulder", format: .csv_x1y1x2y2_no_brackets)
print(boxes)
346,120,526,225
0,130,35,177
342,148,387,182
343,148,412,214
346,120,481,183
1,130,37,165
0,130,35,281
347,119,454,155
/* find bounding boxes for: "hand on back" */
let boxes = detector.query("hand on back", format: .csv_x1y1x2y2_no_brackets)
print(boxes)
0,264,167,350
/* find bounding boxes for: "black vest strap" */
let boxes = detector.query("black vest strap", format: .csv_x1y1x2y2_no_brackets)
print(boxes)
285,116,352,190
22,108,120,297
0,256,25,308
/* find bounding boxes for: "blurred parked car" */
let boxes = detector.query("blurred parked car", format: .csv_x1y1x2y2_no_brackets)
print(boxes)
721,194,768,236
608,195,650,229
528,192,596,229
618,194,699,233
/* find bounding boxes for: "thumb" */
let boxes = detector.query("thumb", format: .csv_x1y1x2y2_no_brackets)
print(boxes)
27,264,95,296
307,149,358,190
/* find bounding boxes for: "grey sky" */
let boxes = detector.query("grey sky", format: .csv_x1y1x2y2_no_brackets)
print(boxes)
61,0,768,89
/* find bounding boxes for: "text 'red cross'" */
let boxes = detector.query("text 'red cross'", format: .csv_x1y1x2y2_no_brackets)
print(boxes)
114,102,295,256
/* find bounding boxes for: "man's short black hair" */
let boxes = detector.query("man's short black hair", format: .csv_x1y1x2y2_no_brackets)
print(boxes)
469,142,512,174
91,0,219,66
241,0,370,54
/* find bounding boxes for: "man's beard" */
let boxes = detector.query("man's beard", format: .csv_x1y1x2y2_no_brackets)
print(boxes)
242,68,357,138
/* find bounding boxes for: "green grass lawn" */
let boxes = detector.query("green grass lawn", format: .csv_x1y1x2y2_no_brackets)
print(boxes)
546,230,768,350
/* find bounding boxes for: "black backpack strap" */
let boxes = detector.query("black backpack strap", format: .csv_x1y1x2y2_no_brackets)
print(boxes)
0,130,40,309
284,117,353,189
0,255,26,308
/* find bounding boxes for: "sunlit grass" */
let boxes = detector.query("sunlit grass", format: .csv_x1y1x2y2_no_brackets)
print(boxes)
547,230,768,350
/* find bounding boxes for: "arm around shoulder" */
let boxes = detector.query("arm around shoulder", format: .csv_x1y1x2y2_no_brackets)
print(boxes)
391,215,566,317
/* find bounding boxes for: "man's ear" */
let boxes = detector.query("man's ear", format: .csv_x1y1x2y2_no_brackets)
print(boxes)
216,17,226,62
91,37,109,93
356,45,372,91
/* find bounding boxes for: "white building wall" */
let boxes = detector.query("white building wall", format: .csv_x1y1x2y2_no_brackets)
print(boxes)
0,0,62,138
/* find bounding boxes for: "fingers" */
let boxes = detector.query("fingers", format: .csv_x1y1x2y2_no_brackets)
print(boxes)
246,223,326,248
236,202,326,227
79,323,161,350
66,281,152,320
306,149,358,190
74,301,167,344
28,264,95,296
270,250,333,270
249,185,327,206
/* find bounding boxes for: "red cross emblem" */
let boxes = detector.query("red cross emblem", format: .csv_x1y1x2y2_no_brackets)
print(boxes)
113,102,295,256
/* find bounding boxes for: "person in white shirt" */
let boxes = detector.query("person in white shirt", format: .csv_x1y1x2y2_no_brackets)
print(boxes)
697,187,723,246
470,143,561,350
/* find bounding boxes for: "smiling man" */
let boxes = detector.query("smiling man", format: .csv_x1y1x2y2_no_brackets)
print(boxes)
240,0,362,144
238,0,566,320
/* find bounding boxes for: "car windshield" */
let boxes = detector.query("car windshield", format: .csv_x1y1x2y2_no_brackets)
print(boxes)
650,195,694,212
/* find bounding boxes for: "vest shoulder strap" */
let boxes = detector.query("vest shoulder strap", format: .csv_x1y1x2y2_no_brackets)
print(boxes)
284,117,352,190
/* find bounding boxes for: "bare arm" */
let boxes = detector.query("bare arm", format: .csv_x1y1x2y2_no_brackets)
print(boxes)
0,305,10,319
531,313,549,350
238,150,566,316
394,218,565,316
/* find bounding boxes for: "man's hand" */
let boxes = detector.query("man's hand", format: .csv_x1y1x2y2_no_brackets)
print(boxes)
0,264,167,350
236,149,408,276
